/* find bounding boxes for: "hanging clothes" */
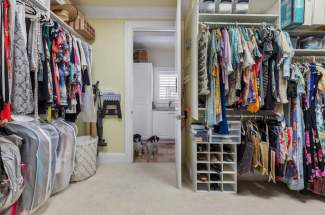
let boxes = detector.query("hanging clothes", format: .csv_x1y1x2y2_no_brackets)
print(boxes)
198,23,210,95
11,4,34,115
78,42,97,123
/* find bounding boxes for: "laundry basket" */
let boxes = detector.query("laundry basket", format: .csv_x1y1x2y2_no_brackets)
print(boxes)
71,136,98,182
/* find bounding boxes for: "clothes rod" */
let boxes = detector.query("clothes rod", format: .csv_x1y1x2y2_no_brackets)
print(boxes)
202,22,274,27
28,0,90,45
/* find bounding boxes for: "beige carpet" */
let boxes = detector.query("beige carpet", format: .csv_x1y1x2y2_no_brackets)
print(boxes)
35,163,325,215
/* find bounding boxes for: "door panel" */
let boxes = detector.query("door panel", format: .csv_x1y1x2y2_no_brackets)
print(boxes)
133,63,153,139
175,0,182,189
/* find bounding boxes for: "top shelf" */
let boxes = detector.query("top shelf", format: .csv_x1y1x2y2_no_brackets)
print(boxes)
288,31,325,37
199,13,279,24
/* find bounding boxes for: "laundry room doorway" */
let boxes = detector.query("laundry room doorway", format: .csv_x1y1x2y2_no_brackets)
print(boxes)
125,13,182,188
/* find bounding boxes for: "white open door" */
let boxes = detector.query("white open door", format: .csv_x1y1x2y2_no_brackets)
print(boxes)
175,0,182,189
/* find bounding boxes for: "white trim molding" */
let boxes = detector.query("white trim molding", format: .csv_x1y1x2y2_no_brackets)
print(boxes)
80,6,176,19
98,153,129,164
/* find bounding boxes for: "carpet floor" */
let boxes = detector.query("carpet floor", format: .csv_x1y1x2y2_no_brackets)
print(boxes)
35,163,325,215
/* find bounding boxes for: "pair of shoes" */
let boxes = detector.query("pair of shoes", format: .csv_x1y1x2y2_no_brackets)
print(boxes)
224,146,232,153
210,174,220,181
197,145,207,152
198,174,208,182
210,184,220,191
224,154,234,162
210,145,220,152
197,154,207,161
210,155,220,162
198,163,208,171
211,164,221,173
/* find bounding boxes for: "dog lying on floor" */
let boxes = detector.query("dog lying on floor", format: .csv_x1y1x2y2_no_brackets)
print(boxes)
145,135,160,162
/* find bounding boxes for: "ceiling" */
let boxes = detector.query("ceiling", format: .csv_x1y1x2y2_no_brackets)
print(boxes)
71,0,176,7
134,31,175,50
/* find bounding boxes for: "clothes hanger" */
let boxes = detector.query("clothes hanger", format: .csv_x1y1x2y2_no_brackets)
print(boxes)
16,0,24,5
25,1,37,16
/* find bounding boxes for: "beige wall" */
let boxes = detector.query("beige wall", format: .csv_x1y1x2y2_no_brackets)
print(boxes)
90,19,126,153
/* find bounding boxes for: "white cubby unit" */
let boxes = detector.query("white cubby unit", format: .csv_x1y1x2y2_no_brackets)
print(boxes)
192,121,241,193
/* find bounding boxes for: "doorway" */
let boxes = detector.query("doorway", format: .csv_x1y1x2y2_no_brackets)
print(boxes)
124,20,182,188
132,31,176,163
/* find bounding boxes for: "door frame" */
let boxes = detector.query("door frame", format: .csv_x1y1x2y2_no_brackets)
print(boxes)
124,21,176,163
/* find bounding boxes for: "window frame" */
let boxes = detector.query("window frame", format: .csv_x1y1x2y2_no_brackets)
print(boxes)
154,67,177,106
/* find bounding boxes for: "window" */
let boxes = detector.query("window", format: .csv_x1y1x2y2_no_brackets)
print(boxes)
158,73,177,101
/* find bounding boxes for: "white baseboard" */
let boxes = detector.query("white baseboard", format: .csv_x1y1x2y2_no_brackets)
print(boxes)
98,152,131,164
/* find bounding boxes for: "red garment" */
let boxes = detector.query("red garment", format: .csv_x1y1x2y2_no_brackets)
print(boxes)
3,0,9,73
1,103,11,121
0,0,11,122
52,40,61,105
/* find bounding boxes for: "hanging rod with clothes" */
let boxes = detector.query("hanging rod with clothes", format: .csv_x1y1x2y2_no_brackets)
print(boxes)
226,110,279,121
201,21,275,28
227,114,278,120
27,0,90,45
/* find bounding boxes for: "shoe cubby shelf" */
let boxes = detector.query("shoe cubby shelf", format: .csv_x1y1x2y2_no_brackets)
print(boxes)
192,121,241,193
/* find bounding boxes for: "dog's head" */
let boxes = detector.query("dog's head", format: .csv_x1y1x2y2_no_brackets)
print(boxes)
133,134,142,143
147,135,160,143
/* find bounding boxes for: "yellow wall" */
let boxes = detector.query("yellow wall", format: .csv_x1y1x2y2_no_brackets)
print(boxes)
90,19,125,153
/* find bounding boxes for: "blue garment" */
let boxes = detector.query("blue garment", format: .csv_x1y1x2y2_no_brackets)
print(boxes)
230,28,240,69
259,62,265,106
214,68,229,135
309,64,316,107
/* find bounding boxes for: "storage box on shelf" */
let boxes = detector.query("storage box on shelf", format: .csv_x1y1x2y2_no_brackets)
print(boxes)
69,13,96,42
192,121,241,193
288,30,325,56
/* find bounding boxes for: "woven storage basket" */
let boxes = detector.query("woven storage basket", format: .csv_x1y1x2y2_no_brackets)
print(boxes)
134,49,149,62
69,13,96,42
71,136,98,182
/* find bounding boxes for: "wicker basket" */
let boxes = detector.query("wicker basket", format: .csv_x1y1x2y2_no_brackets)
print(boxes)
134,49,149,62
71,136,98,182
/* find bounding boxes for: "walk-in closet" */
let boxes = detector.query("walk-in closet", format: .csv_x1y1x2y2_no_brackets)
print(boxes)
1,0,325,214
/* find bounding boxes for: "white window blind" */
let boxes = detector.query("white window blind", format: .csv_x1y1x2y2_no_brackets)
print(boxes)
158,74,177,101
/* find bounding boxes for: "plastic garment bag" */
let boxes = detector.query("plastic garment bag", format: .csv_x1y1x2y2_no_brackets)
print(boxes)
39,123,59,198
4,121,52,214
0,136,24,213
51,119,77,195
